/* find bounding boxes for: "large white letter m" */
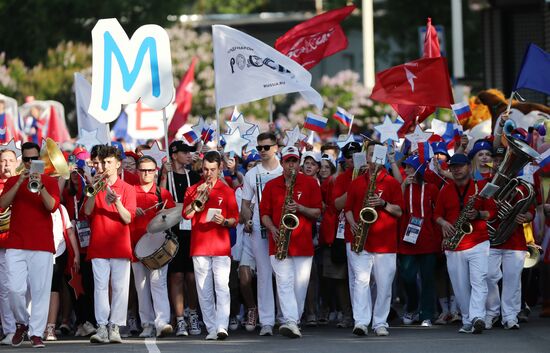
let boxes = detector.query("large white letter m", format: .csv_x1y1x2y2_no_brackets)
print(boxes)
88,18,173,123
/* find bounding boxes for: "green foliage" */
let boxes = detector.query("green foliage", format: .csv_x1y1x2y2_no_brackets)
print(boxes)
192,0,268,14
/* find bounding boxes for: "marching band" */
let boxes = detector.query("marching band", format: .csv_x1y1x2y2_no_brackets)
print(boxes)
0,124,549,348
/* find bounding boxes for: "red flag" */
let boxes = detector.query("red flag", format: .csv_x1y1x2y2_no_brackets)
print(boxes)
393,18,443,135
370,57,454,108
423,17,441,58
168,57,197,138
275,5,356,70
46,105,70,142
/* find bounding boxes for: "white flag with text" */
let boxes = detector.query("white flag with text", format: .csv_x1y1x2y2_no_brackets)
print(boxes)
212,25,324,112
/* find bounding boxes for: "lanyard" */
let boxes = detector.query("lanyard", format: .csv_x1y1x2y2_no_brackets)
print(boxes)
170,170,190,203
454,181,477,209
409,183,425,218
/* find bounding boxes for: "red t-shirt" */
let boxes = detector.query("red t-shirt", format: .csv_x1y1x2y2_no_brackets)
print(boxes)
183,179,239,257
87,178,136,260
434,179,496,251
344,169,404,253
122,170,140,186
319,175,337,246
131,183,175,248
398,182,441,254
260,173,323,257
4,175,60,253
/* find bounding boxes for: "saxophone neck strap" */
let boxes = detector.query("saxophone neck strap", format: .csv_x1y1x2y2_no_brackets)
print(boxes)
454,180,472,209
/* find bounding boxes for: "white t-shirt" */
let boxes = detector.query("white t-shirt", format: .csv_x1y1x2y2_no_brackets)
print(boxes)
52,204,73,258
242,163,283,228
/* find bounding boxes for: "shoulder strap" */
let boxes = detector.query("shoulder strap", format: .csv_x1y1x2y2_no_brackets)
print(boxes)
156,185,162,210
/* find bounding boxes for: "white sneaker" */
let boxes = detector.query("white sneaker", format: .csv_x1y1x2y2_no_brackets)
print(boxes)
205,331,217,340
139,325,155,338
485,316,498,330
90,325,109,344
279,322,301,338
108,324,122,343
504,321,520,330
188,311,201,335
217,328,228,340
81,321,96,336
352,324,368,336
421,320,432,327
229,317,239,331
375,326,389,336
175,320,188,337
44,324,57,341
402,312,419,325
259,325,273,336
245,308,258,332
156,324,173,338
0,333,14,345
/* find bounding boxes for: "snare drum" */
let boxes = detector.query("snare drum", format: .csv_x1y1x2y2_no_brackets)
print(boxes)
134,232,179,270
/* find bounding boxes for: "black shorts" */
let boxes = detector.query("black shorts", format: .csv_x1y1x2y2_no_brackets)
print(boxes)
168,228,194,274
51,251,68,292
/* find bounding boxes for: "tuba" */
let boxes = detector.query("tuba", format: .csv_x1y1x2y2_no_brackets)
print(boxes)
487,135,539,246
351,164,380,253
0,207,11,232
275,169,299,260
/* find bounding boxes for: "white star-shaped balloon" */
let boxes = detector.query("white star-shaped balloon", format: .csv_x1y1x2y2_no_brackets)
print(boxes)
243,125,260,153
142,141,166,167
336,134,357,150
226,114,255,136
374,116,400,143
284,125,307,147
222,129,250,158
2,139,21,159
405,125,433,152
76,129,102,152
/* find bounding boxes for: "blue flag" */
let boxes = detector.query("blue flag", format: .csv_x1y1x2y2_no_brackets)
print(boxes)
513,43,550,95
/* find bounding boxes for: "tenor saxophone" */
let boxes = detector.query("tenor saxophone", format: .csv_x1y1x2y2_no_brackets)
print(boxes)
351,164,380,253
442,194,476,251
275,169,299,260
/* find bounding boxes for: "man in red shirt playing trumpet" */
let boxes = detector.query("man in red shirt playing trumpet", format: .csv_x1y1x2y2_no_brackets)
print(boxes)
183,151,239,341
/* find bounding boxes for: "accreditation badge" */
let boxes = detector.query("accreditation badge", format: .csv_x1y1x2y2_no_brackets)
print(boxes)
336,211,346,240
403,217,423,244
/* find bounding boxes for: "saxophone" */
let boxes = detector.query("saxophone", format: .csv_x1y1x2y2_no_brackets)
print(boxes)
275,169,299,260
442,193,476,250
351,164,380,253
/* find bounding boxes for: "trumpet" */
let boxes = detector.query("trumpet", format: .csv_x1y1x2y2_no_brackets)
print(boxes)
189,182,212,213
85,173,108,197
28,173,42,193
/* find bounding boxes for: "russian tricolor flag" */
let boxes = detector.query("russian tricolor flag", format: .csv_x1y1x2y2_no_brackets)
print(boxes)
417,141,433,164
451,102,472,122
304,112,328,133
183,130,199,144
333,107,353,127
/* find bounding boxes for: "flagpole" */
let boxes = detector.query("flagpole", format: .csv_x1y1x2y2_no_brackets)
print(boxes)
269,96,273,124
162,108,174,197
348,116,354,136
505,91,515,115
216,109,221,147
105,124,111,145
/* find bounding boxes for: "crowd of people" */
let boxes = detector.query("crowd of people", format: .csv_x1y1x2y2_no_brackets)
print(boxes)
0,113,549,348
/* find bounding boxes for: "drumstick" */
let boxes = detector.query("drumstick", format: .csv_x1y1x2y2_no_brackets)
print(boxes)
142,200,167,213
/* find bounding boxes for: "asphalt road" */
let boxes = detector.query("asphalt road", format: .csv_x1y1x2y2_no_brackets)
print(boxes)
3,312,549,353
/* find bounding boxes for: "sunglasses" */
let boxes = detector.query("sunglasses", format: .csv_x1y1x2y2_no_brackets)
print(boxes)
22,156,39,162
256,144,275,152
138,169,156,174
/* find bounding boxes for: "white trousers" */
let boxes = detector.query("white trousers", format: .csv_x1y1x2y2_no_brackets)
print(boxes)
6,249,53,337
92,258,131,326
270,255,312,324
193,256,231,334
446,241,489,325
346,244,396,329
486,248,525,324
0,249,16,334
251,230,274,326
132,262,170,330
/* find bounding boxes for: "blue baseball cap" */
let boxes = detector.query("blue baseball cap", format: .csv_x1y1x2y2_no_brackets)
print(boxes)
449,153,470,166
